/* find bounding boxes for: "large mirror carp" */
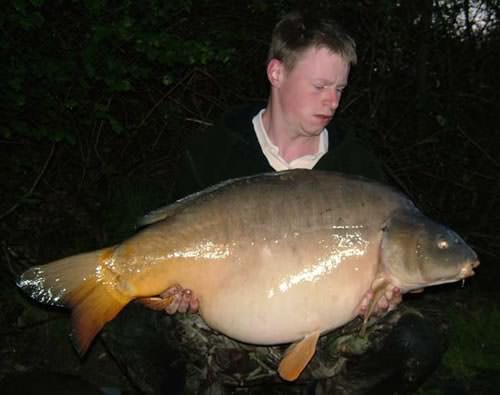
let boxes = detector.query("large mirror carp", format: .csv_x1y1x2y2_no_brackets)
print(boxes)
17,170,479,381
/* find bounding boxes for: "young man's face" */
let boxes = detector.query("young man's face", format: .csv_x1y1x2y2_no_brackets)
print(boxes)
269,46,350,137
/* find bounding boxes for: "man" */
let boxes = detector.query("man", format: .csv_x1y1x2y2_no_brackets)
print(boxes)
162,11,392,315
119,11,442,394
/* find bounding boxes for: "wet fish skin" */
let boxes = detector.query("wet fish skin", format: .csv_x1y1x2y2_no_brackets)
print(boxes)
380,209,479,291
16,169,479,381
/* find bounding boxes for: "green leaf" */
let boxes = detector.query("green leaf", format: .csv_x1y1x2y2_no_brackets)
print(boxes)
108,117,124,134
13,0,27,13
30,0,45,7
84,0,106,14
109,79,132,92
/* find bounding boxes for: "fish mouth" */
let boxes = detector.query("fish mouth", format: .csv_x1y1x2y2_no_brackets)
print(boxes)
460,259,480,278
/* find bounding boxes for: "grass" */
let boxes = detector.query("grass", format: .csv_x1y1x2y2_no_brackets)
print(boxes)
443,303,500,379
417,298,500,394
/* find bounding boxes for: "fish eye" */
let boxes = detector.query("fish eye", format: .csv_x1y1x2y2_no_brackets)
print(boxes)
437,237,449,249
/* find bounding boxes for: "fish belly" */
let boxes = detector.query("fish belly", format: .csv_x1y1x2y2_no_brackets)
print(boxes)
197,233,379,345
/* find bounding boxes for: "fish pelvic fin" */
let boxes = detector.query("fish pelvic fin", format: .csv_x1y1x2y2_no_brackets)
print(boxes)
278,330,320,382
16,247,131,355
136,296,175,311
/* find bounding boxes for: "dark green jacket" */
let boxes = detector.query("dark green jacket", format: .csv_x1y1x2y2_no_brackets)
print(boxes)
172,103,386,200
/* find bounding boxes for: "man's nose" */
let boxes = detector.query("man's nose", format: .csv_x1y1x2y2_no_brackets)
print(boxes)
325,89,339,111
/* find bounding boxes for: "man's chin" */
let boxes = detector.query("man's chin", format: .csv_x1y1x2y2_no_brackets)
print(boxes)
303,126,326,137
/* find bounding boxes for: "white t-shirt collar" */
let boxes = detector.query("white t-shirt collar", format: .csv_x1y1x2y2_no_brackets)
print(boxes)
252,109,329,171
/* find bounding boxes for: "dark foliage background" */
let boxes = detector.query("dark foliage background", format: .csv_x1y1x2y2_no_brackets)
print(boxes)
1,0,499,393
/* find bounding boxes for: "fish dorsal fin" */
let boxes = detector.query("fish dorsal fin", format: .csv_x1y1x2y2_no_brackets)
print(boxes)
137,171,287,227
137,188,228,226
136,178,248,227
137,184,232,227
278,330,320,381
137,200,192,227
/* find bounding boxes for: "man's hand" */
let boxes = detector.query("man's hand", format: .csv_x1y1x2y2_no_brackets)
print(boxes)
160,284,200,314
358,284,402,318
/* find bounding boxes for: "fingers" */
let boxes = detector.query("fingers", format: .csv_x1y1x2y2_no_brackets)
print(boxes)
188,294,200,313
374,285,401,315
177,289,192,313
358,285,402,318
160,284,183,298
159,284,200,314
164,292,182,314
358,289,373,316
376,295,389,313
387,287,402,310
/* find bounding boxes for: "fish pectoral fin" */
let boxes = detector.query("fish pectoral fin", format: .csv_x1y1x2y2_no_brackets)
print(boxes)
136,296,174,311
278,330,320,382
360,278,389,337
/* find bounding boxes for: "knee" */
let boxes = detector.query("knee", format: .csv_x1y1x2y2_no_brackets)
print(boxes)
377,311,446,388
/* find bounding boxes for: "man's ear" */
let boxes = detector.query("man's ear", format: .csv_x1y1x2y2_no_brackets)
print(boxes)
267,58,284,87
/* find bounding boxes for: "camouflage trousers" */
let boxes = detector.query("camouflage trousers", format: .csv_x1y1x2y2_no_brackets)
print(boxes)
102,298,445,395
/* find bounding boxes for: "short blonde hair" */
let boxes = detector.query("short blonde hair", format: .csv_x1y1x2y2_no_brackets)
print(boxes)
267,11,357,71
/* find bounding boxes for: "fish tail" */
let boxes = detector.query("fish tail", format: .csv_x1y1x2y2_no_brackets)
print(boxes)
17,247,131,354
68,275,130,354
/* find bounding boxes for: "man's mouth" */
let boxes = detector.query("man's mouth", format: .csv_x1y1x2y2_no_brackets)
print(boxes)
315,115,332,123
